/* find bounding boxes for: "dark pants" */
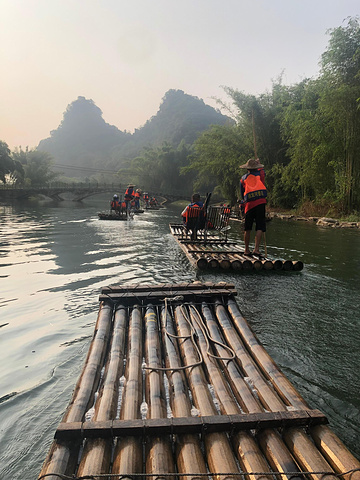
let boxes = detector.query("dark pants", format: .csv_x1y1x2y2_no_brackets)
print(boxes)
244,204,266,232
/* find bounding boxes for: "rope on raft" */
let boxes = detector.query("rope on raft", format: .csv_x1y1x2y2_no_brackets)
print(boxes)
37,467,360,480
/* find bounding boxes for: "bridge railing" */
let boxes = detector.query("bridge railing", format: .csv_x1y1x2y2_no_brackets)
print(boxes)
0,182,122,191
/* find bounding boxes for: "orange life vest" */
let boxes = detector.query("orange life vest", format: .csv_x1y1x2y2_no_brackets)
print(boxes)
243,173,267,203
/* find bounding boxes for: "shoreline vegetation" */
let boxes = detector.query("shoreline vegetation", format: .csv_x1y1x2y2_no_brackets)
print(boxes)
267,210,360,229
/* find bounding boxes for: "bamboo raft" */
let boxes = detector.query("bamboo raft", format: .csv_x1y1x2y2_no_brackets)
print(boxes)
98,212,128,220
170,223,303,272
98,209,145,220
38,282,360,480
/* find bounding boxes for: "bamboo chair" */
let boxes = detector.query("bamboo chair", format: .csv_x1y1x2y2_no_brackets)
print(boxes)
206,205,231,242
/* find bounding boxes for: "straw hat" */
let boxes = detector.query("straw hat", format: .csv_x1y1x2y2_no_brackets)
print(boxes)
127,183,135,187
239,158,264,169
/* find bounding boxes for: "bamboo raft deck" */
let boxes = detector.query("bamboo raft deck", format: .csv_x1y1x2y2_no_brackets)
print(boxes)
170,224,304,272
38,283,360,480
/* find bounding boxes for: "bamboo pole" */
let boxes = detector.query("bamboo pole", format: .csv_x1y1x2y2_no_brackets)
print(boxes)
174,304,240,480
112,306,144,476
144,305,175,478
160,304,208,480
310,425,360,480
77,305,127,476
38,302,113,480
283,428,337,480
292,260,304,271
273,259,284,270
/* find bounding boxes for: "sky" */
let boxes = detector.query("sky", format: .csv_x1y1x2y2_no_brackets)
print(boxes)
1,0,359,150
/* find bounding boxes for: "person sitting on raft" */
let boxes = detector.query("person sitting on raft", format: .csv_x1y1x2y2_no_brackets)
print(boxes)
110,194,121,214
143,192,149,207
240,158,267,257
181,193,205,240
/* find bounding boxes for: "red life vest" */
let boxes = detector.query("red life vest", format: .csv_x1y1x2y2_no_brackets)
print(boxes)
111,200,119,209
134,191,141,199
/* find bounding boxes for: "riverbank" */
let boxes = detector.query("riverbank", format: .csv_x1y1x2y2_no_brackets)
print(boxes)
268,211,360,229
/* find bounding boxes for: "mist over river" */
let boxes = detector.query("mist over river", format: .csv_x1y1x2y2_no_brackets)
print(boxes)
0,197,359,478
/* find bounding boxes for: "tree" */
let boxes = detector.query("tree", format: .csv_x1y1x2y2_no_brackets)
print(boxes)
0,141,23,183
120,142,193,195
183,124,250,204
12,147,59,186
319,17,360,211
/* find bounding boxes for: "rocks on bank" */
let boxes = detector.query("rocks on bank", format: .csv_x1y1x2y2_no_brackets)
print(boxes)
268,212,360,229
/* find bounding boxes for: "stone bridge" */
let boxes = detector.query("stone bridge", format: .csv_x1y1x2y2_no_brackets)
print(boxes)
0,183,187,203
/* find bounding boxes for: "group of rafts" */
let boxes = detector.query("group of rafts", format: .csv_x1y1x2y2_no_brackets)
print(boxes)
98,185,162,220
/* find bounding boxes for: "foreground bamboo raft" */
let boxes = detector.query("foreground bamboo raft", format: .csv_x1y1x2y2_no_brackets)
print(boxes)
38,283,359,480
169,223,304,272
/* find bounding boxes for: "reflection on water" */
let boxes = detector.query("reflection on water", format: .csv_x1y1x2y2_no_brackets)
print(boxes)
0,199,359,478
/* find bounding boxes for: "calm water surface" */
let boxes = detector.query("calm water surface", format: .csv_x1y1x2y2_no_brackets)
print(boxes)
0,198,359,478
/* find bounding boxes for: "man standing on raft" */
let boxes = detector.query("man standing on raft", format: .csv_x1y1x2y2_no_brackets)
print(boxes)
240,158,267,257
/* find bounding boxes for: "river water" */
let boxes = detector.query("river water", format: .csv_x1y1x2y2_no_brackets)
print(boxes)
0,197,359,478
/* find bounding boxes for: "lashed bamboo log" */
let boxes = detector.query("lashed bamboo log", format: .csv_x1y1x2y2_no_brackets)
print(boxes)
188,304,273,480
283,428,336,480
112,306,143,476
310,425,360,480
282,260,293,271
144,305,175,478
292,260,304,271
174,304,240,480
38,302,113,480
77,305,127,476
273,259,284,270
229,255,243,270
160,304,208,480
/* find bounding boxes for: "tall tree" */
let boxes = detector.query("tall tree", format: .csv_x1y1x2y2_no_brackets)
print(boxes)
319,17,360,211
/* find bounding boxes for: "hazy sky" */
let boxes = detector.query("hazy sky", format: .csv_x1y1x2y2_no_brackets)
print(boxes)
1,0,359,149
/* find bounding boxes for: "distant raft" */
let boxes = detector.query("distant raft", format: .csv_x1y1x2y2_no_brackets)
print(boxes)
98,212,127,220
169,223,304,272
38,282,360,480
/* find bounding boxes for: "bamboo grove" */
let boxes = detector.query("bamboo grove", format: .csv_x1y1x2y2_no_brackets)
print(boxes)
185,17,360,214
